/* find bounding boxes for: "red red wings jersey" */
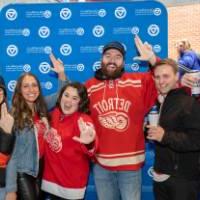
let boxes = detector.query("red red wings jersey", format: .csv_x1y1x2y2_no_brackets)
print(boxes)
41,108,97,199
85,72,157,170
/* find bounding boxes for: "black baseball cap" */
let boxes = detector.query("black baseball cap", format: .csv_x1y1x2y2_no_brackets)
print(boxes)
102,41,126,58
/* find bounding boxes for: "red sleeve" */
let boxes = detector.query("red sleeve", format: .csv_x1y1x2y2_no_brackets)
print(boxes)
149,56,161,72
156,57,161,63
34,121,46,158
81,137,98,157
38,130,45,158
142,72,157,114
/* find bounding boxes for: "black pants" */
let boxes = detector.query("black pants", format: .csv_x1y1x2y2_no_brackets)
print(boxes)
45,192,83,200
153,176,200,200
17,173,42,200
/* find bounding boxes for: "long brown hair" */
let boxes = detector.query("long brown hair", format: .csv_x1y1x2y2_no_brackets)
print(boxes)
12,73,49,130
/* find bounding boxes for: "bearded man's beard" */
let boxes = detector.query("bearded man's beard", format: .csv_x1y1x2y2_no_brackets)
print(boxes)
101,62,124,79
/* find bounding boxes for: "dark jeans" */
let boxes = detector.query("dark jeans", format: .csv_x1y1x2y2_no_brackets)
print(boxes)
153,176,200,200
44,192,83,200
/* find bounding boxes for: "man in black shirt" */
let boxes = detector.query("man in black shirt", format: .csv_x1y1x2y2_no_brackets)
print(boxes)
147,58,200,200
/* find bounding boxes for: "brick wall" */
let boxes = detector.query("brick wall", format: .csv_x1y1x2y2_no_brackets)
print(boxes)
168,3,200,60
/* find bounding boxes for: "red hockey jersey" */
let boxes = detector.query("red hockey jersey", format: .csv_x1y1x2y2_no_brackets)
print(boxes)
41,108,96,199
85,72,157,170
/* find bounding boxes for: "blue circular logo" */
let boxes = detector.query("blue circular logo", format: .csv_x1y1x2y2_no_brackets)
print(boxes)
115,7,127,19
7,45,18,57
39,62,51,74
6,9,17,21
60,44,72,56
38,26,50,38
92,25,104,38
148,24,160,37
60,8,72,20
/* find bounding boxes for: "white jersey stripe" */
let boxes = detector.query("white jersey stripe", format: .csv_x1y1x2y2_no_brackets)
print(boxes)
96,153,145,167
42,180,86,199
118,79,141,84
87,82,105,93
96,150,144,158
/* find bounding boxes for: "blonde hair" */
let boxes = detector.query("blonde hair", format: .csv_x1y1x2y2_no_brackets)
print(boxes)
176,39,191,50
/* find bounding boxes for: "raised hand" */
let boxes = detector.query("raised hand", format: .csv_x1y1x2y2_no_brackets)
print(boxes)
181,73,197,88
73,117,96,145
133,34,157,65
49,53,66,81
0,103,14,133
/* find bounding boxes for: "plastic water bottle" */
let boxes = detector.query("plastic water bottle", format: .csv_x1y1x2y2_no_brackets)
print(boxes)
148,105,159,126
190,70,200,98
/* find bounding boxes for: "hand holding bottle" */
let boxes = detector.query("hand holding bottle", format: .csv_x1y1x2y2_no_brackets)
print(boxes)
146,125,165,142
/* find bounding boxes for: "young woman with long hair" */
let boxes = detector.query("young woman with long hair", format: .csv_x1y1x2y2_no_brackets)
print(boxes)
0,77,15,200
41,82,97,200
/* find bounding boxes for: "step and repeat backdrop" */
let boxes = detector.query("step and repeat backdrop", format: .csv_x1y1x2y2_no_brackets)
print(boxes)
0,1,167,199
